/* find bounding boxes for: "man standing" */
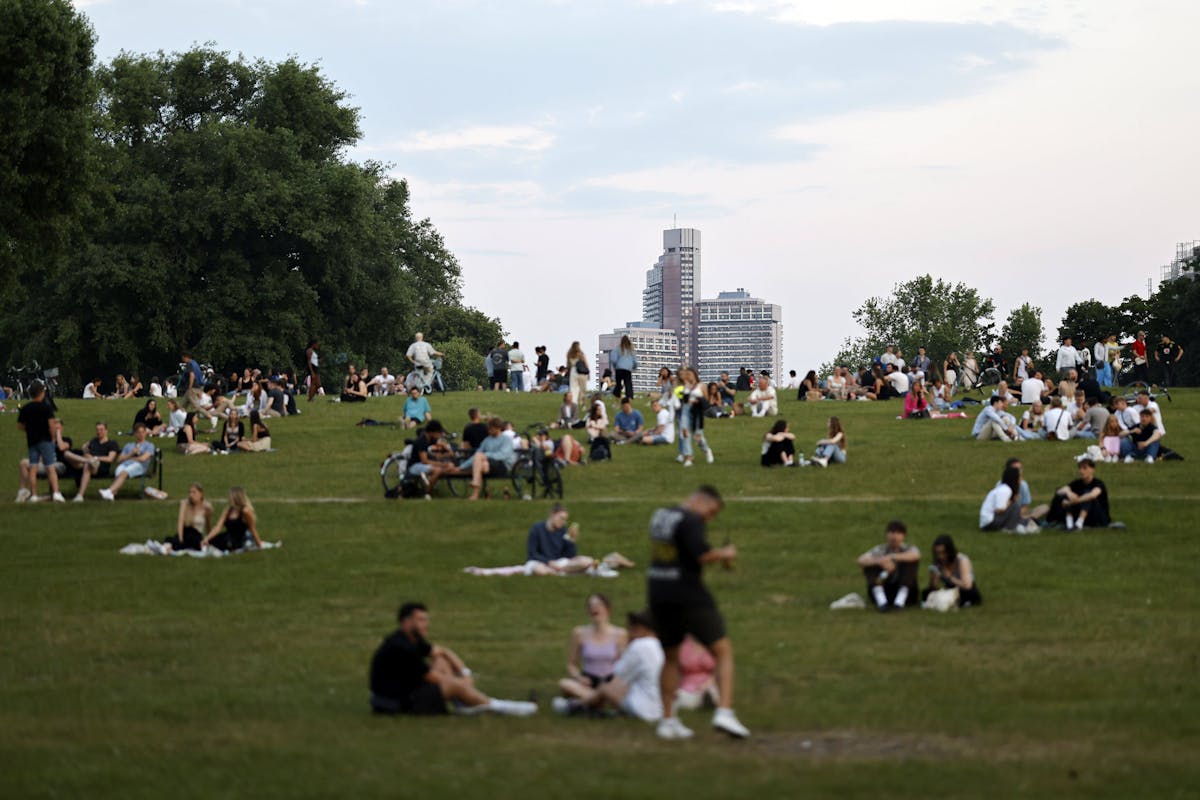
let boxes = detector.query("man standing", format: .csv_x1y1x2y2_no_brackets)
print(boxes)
1055,337,1078,380
181,352,206,411
912,347,932,380
856,520,921,611
534,346,550,387
405,333,443,392
507,341,526,393
369,602,537,717
99,423,156,501
15,382,64,503
1131,330,1149,384
1154,335,1183,387
648,486,749,740
488,341,509,391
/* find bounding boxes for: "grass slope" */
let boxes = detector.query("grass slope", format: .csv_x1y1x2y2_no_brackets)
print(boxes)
1,389,1197,799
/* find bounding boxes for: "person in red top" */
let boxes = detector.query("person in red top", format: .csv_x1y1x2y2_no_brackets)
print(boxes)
1131,331,1149,384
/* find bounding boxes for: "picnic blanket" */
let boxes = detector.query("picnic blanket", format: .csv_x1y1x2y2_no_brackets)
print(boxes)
463,563,619,578
120,540,283,558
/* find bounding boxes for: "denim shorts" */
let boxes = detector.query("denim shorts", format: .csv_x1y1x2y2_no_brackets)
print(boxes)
116,460,148,478
28,441,56,467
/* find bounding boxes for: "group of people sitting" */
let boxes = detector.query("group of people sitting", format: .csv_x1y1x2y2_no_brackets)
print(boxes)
856,521,982,611
979,456,1118,533
760,417,847,468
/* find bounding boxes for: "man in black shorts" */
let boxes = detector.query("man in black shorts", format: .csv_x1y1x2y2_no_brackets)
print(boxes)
648,486,749,740
369,602,537,717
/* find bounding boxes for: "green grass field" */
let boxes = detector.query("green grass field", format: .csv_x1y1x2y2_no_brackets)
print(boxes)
1,388,1197,799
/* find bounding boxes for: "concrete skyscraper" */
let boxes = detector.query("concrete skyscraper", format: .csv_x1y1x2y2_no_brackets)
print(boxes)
641,228,700,364
694,289,783,381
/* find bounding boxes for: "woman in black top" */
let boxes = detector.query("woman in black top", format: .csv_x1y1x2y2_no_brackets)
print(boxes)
761,419,797,467
798,370,820,400
134,399,165,435
201,486,263,551
176,412,210,455
213,409,244,452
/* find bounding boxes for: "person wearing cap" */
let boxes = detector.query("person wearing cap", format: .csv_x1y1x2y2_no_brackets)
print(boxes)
553,609,664,720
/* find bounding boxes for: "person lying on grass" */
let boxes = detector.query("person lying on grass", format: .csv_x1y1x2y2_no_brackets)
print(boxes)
923,534,982,607
369,601,537,717
553,609,663,722
556,593,628,702
856,519,921,612
463,505,635,576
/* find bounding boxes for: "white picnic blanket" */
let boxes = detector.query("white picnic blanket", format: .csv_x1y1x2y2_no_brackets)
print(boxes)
120,540,283,558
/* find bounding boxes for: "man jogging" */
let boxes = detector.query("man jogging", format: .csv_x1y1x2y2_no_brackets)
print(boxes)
648,485,749,740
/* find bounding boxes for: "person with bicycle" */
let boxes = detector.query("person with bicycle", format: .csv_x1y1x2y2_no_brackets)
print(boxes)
985,345,1008,379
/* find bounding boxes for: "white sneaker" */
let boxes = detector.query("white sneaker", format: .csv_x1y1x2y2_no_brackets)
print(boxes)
682,460,693,468
712,708,751,738
1123,455,1134,464
72,494,85,503
99,488,115,501
551,697,574,715
656,716,694,740
29,494,42,503
813,457,828,468
594,563,619,578
705,450,714,464
52,492,66,503
1020,521,1040,534
676,454,685,463
1065,514,1075,531
487,698,538,717
1145,456,1155,464
15,488,31,503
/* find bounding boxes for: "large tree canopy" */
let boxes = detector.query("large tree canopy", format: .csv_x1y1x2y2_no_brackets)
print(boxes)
1,41,501,386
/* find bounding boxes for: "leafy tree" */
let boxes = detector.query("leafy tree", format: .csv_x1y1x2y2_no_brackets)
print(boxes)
418,305,505,356
998,303,1044,360
1149,256,1200,385
0,0,96,317
831,275,995,375
438,337,489,391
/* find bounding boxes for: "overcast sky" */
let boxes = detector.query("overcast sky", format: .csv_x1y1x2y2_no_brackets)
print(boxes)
77,0,1199,371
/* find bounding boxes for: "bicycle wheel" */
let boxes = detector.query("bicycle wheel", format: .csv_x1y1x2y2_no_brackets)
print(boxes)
380,454,404,494
979,368,1001,389
511,456,536,500
541,460,564,499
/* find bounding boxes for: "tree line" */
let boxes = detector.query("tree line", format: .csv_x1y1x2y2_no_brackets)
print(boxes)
825,265,1199,385
0,0,503,391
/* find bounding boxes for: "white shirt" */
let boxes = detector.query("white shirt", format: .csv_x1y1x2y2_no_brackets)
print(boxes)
1094,342,1108,363
748,385,778,406
169,408,187,429
979,483,1014,528
82,384,97,399
614,637,664,722
880,352,897,367
654,408,675,443
165,383,178,398
1133,401,1165,435
149,382,163,397
374,373,395,387
1043,407,1071,439
1020,377,1045,405
783,376,800,390
885,371,909,395
1056,345,1078,372
1015,355,1032,381
406,340,435,366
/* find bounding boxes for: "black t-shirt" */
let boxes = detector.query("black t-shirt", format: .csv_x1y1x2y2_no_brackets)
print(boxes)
1131,422,1158,445
1078,377,1102,400
268,388,286,415
369,630,432,702
17,401,55,447
536,353,550,378
86,438,120,460
1069,477,1109,516
489,348,508,371
462,422,488,450
410,433,432,464
647,507,713,606
1159,343,1180,361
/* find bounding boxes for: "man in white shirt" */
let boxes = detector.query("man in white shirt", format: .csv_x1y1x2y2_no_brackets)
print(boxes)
553,610,664,722
782,370,800,391
1020,370,1046,405
879,345,898,368
1132,390,1166,436
370,367,396,396
1111,396,1138,431
884,365,910,398
747,376,778,417
405,333,443,387
640,399,676,445
1055,337,1078,379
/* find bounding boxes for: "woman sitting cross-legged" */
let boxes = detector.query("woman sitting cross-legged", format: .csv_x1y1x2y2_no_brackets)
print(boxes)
553,609,663,722
200,486,264,551
161,482,214,552
236,410,272,452
811,416,846,467
134,398,166,435
922,534,982,607
176,412,211,455
211,408,244,452
557,594,629,706
761,419,797,467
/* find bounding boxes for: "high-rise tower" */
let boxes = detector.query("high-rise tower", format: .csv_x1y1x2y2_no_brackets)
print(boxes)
641,228,701,364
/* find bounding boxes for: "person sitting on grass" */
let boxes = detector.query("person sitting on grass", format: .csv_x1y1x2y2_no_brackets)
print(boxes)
211,408,244,453
557,594,628,702
747,375,778,417
979,464,1037,533
403,386,432,429
812,416,846,468
1118,408,1163,463
856,520,921,612
15,382,64,503
465,506,636,576
612,398,645,444
640,398,675,446
133,399,166,435
555,392,581,430
60,422,120,501
176,412,210,455
369,601,537,717
972,395,1018,441
236,411,272,452
761,419,797,467
341,367,368,403
460,417,516,501
553,609,663,722
902,380,931,419
160,482,214,553
98,423,156,501
200,486,264,550
1046,458,1112,531
923,535,982,607
585,401,608,443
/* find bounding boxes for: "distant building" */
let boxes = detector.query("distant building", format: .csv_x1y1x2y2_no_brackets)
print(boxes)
694,289,783,382
642,228,701,364
1161,240,1199,283
597,323,679,395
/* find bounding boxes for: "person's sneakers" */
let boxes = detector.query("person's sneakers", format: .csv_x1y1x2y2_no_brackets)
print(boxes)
676,454,685,463
99,488,115,501
712,708,751,739
656,716,695,740
1145,456,1155,464
594,563,619,578
705,449,714,464
1019,520,1040,535
551,697,584,716
812,457,829,468
487,698,538,717
15,488,31,503
1123,455,1134,464
72,494,85,503
51,492,66,503
1064,514,1075,531
28,494,42,503
682,460,693,468
1108,521,1127,530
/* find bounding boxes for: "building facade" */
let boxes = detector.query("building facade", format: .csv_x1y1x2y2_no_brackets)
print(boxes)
1161,240,1199,283
597,323,680,395
693,289,783,382
641,228,701,364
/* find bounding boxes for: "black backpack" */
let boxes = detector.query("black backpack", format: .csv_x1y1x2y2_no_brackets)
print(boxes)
589,436,612,462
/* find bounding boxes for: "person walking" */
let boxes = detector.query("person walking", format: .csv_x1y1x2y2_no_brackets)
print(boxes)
567,341,591,405
610,335,638,401
305,339,322,402
648,486,749,740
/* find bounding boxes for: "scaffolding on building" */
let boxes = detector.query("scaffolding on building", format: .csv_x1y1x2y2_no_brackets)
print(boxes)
1160,240,1198,283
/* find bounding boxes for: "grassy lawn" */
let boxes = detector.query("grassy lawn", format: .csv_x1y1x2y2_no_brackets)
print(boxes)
1,387,1197,799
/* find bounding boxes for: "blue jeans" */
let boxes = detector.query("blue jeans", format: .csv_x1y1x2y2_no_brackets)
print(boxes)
1120,439,1160,459
510,370,524,392
815,444,845,463
28,441,56,466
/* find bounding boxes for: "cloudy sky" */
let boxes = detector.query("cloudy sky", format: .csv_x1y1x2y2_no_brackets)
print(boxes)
77,0,1198,371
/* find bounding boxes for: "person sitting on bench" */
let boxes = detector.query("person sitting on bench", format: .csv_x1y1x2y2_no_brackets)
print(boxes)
99,423,155,501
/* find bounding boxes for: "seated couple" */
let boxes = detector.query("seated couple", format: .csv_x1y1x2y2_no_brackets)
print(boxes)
407,418,517,500
978,458,1048,534
857,522,981,610
554,604,665,723
464,505,635,576
151,485,265,553
761,417,845,468
369,602,537,717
